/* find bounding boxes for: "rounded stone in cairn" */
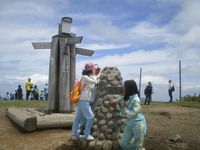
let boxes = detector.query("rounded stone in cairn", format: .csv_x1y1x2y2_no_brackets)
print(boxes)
112,141,121,150
97,98,103,106
109,107,114,112
105,134,112,140
108,120,114,127
94,118,97,124
88,140,96,150
96,140,103,150
98,80,107,87
97,111,104,119
100,106,108,113
99,120,106,126
100,125,107,132
106,74,115,81
111,80,120,86
94,107,99,113
116,120,123,125
115,104,121,111
92,131,98,138
98,133,105,140
102,140,112,150
104,68,111,74
80,140,88,150
106,113,112,119
106,128,113,134
103,95,110,101
111,132,118,140
103,100,109,107
92,125,97,130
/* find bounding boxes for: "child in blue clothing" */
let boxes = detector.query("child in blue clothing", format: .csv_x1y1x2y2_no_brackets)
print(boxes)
114,80,147,150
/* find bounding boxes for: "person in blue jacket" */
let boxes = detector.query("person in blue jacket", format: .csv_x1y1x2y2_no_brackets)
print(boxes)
115,80,147,150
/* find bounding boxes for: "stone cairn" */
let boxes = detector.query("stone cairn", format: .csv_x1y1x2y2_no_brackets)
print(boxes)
67,67,125,150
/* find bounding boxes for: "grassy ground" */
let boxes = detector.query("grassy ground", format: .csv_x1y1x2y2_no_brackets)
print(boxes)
178,101,200,108
1,99,199,108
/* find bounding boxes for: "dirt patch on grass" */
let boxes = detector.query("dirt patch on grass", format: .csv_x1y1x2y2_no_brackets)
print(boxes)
143,104,200,150
0,103,200,150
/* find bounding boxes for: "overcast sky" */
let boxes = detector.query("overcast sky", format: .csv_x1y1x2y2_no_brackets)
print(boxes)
0,0,200,101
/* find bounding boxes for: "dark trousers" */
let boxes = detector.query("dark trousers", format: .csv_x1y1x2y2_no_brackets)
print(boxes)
144,94,152,105
45,94,48,101
26,91,31,100
168,90,173,102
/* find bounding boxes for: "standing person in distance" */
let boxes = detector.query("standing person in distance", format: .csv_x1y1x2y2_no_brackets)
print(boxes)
144,81,153,105
17,85,23,100
44,83,48,101
25,78,33,100
71,62,100,141
40,90,44,101
32,85,39,100
168,80,175,102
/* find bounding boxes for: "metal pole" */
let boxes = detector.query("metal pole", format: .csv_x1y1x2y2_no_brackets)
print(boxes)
139,67,142,97
179,60,182,101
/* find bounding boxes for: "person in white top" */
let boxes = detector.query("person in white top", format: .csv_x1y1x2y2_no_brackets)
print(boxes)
72,62,100,141
79,64,101,136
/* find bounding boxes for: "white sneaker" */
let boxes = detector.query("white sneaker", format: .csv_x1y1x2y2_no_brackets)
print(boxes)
79,135,84,139
86,135,94,141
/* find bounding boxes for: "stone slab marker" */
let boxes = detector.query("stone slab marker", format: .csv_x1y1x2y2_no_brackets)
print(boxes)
32,17,94,113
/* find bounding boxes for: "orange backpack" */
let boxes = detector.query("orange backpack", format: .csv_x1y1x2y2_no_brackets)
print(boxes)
70,78,83,104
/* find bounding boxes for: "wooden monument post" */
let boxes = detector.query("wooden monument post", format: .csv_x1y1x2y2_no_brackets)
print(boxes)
32,17,94,113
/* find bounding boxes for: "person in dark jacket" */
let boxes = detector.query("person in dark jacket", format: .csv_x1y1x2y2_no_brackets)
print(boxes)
17,85,23,100
32,85,39,100
144,81,153,105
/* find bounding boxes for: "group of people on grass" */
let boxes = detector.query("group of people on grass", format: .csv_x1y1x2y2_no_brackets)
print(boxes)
71,62,147,150
25,78,48,101
144,79,175,105
3,80,48,101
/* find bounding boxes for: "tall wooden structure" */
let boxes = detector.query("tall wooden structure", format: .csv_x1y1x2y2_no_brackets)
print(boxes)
32,17,94,113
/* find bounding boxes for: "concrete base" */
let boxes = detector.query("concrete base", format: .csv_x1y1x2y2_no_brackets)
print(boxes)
6,107,75,132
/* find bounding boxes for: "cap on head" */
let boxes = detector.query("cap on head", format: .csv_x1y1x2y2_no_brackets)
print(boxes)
84,62,94,71
93,64,99,70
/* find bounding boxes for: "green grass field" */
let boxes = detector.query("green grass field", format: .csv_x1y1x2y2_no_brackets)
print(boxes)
178,100,200,108
0,99,199,108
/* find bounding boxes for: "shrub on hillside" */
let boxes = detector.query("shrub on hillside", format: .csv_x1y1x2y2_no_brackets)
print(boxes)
182,94,200,102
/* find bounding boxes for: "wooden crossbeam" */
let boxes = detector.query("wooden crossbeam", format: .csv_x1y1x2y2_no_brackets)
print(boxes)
32,42,94,56
32,42,51,49
68,36,83,44
76,47,94,56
